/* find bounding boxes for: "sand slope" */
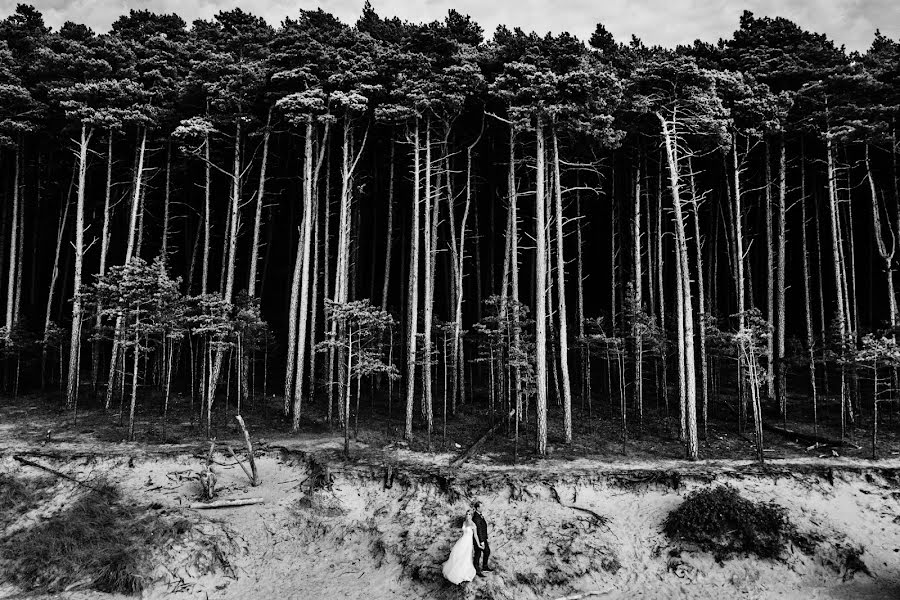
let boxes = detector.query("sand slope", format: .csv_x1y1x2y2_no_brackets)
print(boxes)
2,441,900,600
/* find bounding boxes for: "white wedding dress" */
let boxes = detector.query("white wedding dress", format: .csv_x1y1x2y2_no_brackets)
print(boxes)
442,522,477,584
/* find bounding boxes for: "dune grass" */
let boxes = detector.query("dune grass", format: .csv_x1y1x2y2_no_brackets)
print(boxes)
0,476,192,594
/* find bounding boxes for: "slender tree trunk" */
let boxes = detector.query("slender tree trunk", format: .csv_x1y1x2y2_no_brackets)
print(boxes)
206,122,243,431
405,120,421,440
202,135,211,295
867,143,897,327
292,120,329,429
764,140,775,404
381,141,395,310
106,127,147,410
576,191,590,420
66,124,92,409
800,141,819,435
535,116,549,456
128,316,140,442
161,140,172,262
5,142,20,340
826,135,850,440
551,128,573,443
422,121,435,445
44,167,73,389
658,113,698,460
92,135,114,391
240,110,271,403
248,108,272,299
632,154,644,428
775,135,787,420
308,174,322,405
687,158,708,440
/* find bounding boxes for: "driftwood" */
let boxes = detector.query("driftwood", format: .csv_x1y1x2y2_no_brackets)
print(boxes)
764,423,861,450
13,455,112,496
227,446,256,485
450,409,515,467
235,415,260,486
553,591,611,600
189,497,264,509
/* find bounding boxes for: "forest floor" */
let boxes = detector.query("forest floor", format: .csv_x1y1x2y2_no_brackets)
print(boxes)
2,390,900,599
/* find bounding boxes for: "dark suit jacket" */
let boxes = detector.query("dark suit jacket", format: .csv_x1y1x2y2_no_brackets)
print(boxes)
472,511,488,542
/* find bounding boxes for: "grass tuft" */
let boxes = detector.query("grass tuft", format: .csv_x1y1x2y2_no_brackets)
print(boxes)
0,477,192,595
663,485,794,560
0,474,52,528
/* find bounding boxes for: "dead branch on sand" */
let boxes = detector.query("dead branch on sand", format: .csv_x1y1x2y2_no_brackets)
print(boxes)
235,415,261,485
553,591,612,600
189,497,264,509
13,455,112,496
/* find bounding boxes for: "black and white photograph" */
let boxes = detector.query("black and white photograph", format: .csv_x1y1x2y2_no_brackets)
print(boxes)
0,0,898,598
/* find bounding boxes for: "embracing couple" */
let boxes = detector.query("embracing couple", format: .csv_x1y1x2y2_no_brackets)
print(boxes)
442,500,493,585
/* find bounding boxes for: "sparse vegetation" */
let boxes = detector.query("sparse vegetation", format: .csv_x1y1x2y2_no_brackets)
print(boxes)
0,478,192,595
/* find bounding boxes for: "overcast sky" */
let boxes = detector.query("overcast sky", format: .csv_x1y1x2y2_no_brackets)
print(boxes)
4,0,898,52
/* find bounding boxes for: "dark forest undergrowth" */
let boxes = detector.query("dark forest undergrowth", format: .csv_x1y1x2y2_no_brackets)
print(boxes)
3,375,898,465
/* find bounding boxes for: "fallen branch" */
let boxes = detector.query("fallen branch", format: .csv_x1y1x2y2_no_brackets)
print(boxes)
568,505,610,527
190,497,264,509
764,423,861,450
235,415,260,486
450,409,515,468
553,590,611,600
13,455,112,496
227,446,256,485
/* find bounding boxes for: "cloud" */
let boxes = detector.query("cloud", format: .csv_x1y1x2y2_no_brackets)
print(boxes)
3,0,896,51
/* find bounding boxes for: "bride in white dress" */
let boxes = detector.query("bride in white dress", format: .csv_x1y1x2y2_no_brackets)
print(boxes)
442,512,483,584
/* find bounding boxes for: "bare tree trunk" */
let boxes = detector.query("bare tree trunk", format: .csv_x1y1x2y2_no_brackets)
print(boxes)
66,124,92,409
128,318,140,442
106,127,147,410
330,119,368,431
292,120,330,429
5,142,20,340
764,140,775,404
632,154,644,428
687,158,708,440
656,158,668,423
535,116,549,456
576,191,590,420
675,232,686,441
658,113,698,460
422,121,435,445
202,135,211,295
405,120,421,440
826,135,850,440
551,128,573,443
92,134,114,391
308,174,322,405
206,122,242,433
800,142,819,436
43,165,73,389
775,135,787,421
248,108,271,299
867,143,897,326
284,223,303,412
381,141,395,310
161,139,172,262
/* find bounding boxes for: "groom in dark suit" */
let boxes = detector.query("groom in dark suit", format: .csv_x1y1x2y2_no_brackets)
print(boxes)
471,500,493,576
